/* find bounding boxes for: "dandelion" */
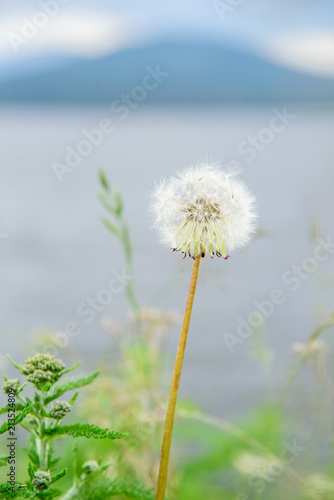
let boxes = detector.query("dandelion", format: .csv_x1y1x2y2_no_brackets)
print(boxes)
151,163,257,500
152,163,257,259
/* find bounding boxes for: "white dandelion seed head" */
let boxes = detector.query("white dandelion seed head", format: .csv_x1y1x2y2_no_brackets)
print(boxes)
151,163,257,259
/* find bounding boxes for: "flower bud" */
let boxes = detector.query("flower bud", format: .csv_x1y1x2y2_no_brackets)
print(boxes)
49,401,71,419
3,378,20,395
21,353,65,390
81,460,99,477
32,471,51,491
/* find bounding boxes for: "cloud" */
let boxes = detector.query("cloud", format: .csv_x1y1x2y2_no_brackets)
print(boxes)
260,33,334,79
0,9,145,60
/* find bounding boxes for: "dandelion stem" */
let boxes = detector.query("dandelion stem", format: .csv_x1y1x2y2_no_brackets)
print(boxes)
156,256,201,500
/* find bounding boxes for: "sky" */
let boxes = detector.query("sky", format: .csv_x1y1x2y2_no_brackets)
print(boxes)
0,1,333,78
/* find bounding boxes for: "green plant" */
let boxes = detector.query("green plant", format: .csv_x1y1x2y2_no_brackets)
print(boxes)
0,353,153,500
96,170,140,319
78,308,183,499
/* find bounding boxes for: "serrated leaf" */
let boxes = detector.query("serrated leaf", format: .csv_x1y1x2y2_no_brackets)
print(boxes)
24,436,39,468
40,488,62,498
44,423,126,440
46,441,59,471
45,371,99,404
51,468,67,484
0,482,36,498
28,461,37,481
109,479,154,499
75,477,154,500
0,403,34,434
0,403,25,415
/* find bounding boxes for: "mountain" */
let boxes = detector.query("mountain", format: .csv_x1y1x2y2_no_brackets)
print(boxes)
0,54,77,83
0,40,333,104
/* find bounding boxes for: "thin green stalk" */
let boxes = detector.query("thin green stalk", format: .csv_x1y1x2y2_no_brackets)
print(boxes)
156,256,201,500
36,392,48,471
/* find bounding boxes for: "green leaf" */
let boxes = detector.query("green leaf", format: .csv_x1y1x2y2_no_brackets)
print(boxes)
45,371,99,404
44,423,126,440
108,479,154,499
6,355,22,373
40,382,52,392
68,392,79,406
51,468,67,484
82,463,112,478
101,217,121,238
0,455,10,467
33,393,42,414
28,461,37,481
47,441,60,471
99,170,110,191
60,361,81,377
96,192,116,214
0,403,26,415
113,188,123,217
0,482,36,498
36,488,62,498
24,435,39,469
0,403,34,434
75,477,154,500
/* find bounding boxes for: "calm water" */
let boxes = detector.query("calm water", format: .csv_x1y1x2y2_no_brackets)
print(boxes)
1,104,334,417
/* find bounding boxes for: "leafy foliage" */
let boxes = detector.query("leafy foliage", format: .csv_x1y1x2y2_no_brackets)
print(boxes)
64,476,154,500
0,404,26,416
0,404,34,434
0,456,10,467
44,371,99,404
0,354,150,500
0,483,37,499
44,423,126,440
96,170,140,317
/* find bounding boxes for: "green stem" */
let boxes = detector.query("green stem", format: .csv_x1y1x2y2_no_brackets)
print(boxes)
122,223,141,325
155,256,201,500
36,393,48,471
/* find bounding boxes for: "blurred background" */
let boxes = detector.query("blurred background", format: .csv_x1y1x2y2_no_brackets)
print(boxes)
1,0,334,482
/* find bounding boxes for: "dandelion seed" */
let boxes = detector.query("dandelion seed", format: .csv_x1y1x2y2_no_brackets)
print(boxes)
152,163,257,259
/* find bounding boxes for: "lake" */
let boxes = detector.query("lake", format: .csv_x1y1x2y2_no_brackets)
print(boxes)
1,103,333,418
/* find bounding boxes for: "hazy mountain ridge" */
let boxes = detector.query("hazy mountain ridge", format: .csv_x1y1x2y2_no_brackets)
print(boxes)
0,40,333,103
